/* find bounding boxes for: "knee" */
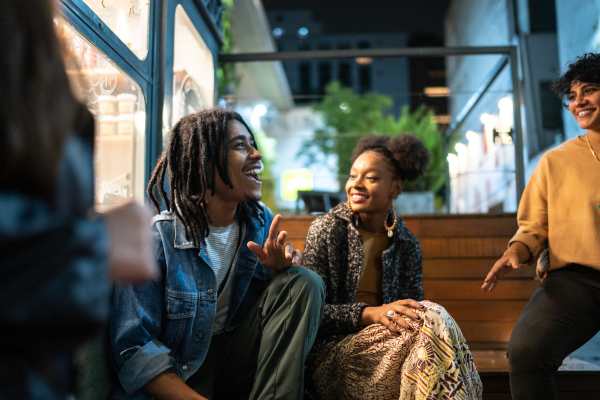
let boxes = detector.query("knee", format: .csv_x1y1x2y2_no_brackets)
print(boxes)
421,300,453,321
507,329,550,371
284,267,325,304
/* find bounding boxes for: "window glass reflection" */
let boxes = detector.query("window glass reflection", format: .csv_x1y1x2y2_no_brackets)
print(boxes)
56,19,146,207
171,5,215,131
82,0,150,59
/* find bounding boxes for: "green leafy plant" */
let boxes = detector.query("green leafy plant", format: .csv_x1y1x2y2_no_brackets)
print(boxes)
297,82,446,197
216,0,238,96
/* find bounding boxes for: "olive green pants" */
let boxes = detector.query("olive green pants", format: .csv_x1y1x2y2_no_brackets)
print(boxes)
189,267,324,400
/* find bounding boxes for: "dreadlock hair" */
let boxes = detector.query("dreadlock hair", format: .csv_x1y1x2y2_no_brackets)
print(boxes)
553,53,600,98
148,108,260,246
351,134,429,181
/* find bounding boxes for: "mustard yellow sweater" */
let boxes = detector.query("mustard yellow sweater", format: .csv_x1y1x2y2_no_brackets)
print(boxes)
510,136,600,271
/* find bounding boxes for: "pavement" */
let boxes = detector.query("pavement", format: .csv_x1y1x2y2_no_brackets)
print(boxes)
563,331,600,370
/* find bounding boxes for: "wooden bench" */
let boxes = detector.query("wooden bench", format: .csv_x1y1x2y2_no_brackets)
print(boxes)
282,213,600,399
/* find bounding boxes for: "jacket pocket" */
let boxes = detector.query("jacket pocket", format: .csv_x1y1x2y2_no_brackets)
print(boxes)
166,289,198,319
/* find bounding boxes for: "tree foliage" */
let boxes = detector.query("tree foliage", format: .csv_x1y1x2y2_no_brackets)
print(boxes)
216,0,238,95
297,82,446,194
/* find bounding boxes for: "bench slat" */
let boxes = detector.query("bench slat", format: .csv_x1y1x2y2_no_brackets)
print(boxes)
405,215,517,238
424,280,537,300
421,238,508,258
459,321,514,343
438,300,527,322
280,214,518,239
423,258,534,279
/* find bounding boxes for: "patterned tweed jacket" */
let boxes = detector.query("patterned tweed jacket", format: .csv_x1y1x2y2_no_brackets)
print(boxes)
303,203,424,341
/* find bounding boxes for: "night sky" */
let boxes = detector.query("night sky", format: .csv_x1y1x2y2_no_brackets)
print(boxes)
261,0,451,39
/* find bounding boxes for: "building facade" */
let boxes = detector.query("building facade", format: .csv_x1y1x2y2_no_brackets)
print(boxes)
267,10,411,115
444,0,562,213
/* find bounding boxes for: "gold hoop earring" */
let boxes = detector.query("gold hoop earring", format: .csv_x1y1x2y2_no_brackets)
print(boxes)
347,198,353,212
384,209,397,238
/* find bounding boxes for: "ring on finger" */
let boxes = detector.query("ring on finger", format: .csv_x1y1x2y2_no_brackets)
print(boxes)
385,310,396,319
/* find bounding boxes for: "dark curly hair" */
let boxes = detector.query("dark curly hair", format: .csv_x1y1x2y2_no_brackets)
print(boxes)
147,108,260,246
553,53,600,98
351,134,429,181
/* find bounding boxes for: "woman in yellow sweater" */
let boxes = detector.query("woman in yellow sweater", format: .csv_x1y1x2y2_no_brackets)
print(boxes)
482,53,600,399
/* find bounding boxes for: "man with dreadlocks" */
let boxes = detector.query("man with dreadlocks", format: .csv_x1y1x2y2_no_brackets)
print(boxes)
109,108,325,400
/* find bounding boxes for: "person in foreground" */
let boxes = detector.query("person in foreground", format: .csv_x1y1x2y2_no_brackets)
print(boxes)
482,53,600,400
109,108,325,399
0,1,157,398
303,134,482,399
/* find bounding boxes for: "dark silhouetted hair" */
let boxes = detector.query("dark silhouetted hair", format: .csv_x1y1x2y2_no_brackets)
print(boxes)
0,0,84,198
351,134,429,181
553,53,600,98
148,109,260,246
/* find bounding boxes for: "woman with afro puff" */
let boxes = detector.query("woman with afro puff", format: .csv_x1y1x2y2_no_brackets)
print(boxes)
303,134,482,399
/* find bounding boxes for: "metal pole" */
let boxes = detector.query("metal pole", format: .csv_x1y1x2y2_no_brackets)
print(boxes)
445,56,509,137
220,46,514,63
509,47,526,203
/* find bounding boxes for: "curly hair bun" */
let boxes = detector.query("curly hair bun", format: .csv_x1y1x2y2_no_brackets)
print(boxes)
352,134,429,181
389,135,429,180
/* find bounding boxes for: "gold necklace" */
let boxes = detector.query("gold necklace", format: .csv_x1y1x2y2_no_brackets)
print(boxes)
584,134,600,163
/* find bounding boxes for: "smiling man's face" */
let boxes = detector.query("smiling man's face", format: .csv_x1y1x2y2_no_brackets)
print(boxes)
568,81,600,132
212,120,263,203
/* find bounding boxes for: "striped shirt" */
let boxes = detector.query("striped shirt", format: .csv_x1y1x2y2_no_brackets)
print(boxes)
205,222,240,334
205,222,240,289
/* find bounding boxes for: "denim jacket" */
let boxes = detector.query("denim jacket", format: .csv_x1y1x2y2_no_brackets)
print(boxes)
109,203,273,396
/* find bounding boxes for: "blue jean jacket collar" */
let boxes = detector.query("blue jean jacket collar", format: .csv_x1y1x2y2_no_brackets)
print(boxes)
171,201,267,250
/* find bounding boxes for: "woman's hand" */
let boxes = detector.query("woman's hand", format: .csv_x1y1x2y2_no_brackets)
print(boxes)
247,214,302,272
481,241,531,292
361,299,424,334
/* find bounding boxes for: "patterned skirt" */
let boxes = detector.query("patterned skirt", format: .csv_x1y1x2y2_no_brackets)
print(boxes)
310,301,482,400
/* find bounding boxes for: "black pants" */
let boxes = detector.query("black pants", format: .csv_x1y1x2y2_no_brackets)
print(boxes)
508,265,600,400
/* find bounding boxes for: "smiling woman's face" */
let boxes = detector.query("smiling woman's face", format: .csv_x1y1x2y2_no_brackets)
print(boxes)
212,120,263,203
345,150,401,214
567,81,600,132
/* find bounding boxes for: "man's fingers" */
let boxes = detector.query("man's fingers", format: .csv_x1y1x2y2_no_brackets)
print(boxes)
277,230,288,247
268,214,282,242
284,243,294,263
247,241,266,260
292,250,303,265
